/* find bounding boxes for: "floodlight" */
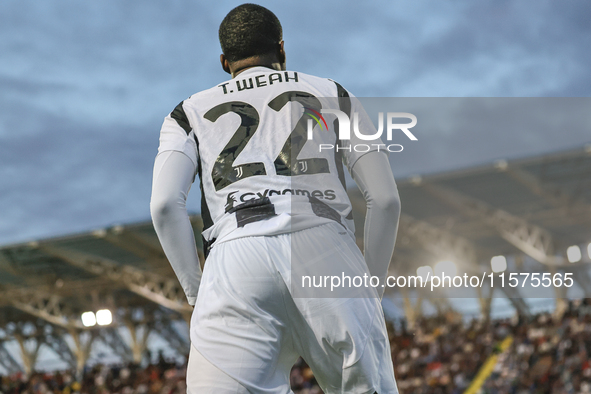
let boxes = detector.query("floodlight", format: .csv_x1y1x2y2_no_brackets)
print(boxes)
494,159,508,171
416,265,433,280
92,229,107,238
81,311,96,327
96,309,112,326
567,245,582,263
491,255,507,273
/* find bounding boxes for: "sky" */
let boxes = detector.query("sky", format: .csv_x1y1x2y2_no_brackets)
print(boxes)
1,0,591,246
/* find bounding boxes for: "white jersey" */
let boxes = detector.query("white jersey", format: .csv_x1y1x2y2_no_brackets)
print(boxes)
157,66,381,254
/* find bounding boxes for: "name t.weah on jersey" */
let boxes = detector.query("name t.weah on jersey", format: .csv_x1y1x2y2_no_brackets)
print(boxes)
306,110,418,153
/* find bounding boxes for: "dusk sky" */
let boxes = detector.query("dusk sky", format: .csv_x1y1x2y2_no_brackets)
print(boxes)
1,0,590,246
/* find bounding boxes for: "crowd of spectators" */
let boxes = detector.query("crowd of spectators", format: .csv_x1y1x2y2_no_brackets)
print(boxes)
0,355,186,394
481,299,591,394
2,299,591,394
389,312,510,394
390,299,591,394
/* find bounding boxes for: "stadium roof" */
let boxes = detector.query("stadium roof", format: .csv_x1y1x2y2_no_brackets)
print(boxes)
350,145,591,314
1,145,591,330
0,218,204,331
375,144,590,262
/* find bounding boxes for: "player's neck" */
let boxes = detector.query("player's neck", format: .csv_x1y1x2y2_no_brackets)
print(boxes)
230,56,285,78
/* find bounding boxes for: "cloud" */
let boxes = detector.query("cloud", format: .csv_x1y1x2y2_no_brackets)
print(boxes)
0,103,159,244
279,0,591,97
358,97,591,178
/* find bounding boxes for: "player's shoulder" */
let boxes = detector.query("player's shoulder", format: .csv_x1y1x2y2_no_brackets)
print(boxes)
284,69,348,93
294,71,353,99
182,80,231,106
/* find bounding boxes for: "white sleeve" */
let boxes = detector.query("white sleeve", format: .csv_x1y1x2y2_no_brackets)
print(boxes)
150,150,201,305
158,101,199,168
350,151,401,298
334,86,387,172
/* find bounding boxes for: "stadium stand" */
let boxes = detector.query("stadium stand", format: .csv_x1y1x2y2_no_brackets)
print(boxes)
480,299,591,394
1,300,591,393
0,145,590,393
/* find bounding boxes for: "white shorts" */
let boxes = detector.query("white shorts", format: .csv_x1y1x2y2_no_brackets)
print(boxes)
188,222,398,394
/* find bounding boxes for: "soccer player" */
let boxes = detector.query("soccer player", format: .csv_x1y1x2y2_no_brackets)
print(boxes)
151,4,401,393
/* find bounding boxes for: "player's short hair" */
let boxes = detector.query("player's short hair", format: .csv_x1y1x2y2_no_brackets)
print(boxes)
219,4,283,63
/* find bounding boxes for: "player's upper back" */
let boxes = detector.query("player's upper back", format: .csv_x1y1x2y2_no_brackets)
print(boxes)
158,67,363,249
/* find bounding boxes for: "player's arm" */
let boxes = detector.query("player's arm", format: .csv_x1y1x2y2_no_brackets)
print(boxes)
150,102,202,306
150,150,202,306
351,151,400,297
337,87,400,297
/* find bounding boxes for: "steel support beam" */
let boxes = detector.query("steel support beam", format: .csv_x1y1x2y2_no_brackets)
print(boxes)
99,229,167,265
562,265,591,298
428,297,453,315
504,165,591,220
14,333,41,376
4,290,84,330
39,325,95,377
399,286,422,329
98,328,132,363
422,183,563,266
123,318,152,364
0,342,22,374
153,320,189,355
68,329,96,377
40,245,192,315
399,214,479,271
0,251,19,276
499,286,531,317
44,333,77,370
